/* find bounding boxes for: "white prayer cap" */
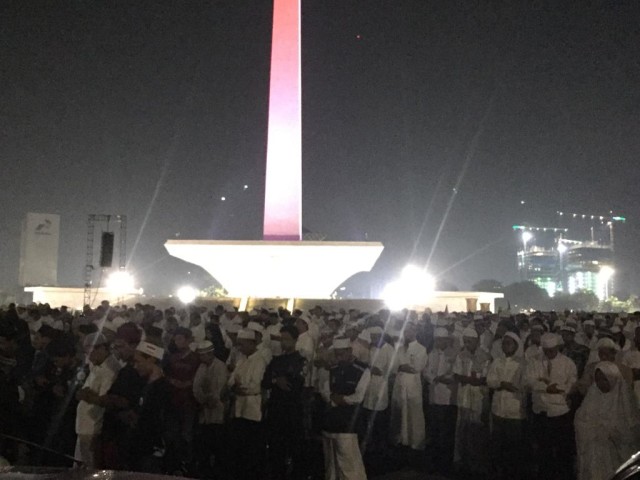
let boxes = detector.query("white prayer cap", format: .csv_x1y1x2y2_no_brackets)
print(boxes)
531,324,545,332
83,332,108,348
331,337,351,350
434,327,450,338
596,337,620,351
541,333,562,349
298,313,311,324
368,326,383,335
237,329,256,341
583,319,596,327
462,327,478,339
473,313,484,321
247,321,265,334
196,340,215,354
553,320,565,329
614,318,624,327
611,326,622,334
560,325,576,334
137,341,164,360
357,331,371,343
503,331,521,346
594,314,605,321
226,323,241,334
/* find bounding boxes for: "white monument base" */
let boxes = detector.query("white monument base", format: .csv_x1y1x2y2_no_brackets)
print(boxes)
164,240,384,299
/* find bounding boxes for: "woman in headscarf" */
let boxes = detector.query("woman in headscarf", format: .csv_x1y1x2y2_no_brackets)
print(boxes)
574,361,640,480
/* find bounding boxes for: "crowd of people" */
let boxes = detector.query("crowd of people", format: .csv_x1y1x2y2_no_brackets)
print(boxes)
1,300,640,480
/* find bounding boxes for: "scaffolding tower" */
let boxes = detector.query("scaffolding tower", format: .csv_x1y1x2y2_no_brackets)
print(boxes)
83,214,127,307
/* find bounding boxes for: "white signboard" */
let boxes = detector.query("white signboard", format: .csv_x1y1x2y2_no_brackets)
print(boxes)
18,213,60,286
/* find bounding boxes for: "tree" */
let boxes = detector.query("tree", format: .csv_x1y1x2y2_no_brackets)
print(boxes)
551,290,600,312
472,279,504,293
503,281,550,311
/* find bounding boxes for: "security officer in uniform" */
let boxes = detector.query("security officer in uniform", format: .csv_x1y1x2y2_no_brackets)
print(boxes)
321,337,371,480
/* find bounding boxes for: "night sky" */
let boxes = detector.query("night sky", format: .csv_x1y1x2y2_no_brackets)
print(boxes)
2,1,640,296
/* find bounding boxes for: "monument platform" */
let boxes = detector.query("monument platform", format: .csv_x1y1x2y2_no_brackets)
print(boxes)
164,239,384,299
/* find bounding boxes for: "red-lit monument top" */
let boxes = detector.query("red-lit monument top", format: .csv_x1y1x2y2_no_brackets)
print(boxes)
263,0,302,241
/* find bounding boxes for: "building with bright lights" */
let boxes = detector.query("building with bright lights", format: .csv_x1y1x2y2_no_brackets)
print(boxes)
514,215,623,300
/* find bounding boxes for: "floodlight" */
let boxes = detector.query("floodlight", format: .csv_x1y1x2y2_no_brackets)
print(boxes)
382,264,436,310
177,286,198,304
106,271,135,294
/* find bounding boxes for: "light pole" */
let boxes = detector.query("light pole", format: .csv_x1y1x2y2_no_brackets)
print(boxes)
521,231,533,280
557,243,568,294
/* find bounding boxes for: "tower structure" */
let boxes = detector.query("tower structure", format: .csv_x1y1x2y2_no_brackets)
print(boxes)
165,0,384,300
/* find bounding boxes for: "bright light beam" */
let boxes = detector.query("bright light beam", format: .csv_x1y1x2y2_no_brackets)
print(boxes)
382,264,436,310
177,286,198,304
425,91,497,270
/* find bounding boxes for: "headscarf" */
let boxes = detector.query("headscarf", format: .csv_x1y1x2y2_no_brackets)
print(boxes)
575,361,640,480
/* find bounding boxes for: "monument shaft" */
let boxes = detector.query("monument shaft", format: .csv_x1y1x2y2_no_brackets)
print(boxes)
263,0,302,241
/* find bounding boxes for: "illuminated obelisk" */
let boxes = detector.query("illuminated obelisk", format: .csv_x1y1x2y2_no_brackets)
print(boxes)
263,0,302,241
164,0,384,300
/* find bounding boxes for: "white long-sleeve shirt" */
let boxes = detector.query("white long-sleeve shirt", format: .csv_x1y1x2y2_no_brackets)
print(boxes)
228,351,267,422
75,356,120,435
425,346,457,405
193,358,228,424
363,342,394,411
487,356,526,420
526,353,577,417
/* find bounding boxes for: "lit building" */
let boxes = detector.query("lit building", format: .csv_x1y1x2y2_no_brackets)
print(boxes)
514,219,620,300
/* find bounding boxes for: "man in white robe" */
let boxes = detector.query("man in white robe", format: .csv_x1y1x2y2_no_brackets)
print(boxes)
452,327,491,475
362,326,394,455
389,322,427,450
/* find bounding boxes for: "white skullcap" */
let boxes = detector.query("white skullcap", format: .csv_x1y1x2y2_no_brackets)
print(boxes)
611,326,622,334
499,311,511,319
462,327,478,338
541,333,562,349
332,337,351,350
473,314,484,321
597,337,620,351
583,319,596,327
368,326,383,335
434,327,450,338
247,321,265,334
435,318,451,327
560,325,576,334
237,329,256,341
298,313,311,324
553,320,565,329
614,318,624,327
531,324,545,332
196,340,215,354
137,341,164,360
83,332,108,349
357,331,371,343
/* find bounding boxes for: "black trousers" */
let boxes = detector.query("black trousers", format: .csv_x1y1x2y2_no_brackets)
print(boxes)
361,408,389,455
532,411,574,480
428,404,457,475
231,418,264,480
492,415,527,480
267,406,305,480
195,423,224,478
